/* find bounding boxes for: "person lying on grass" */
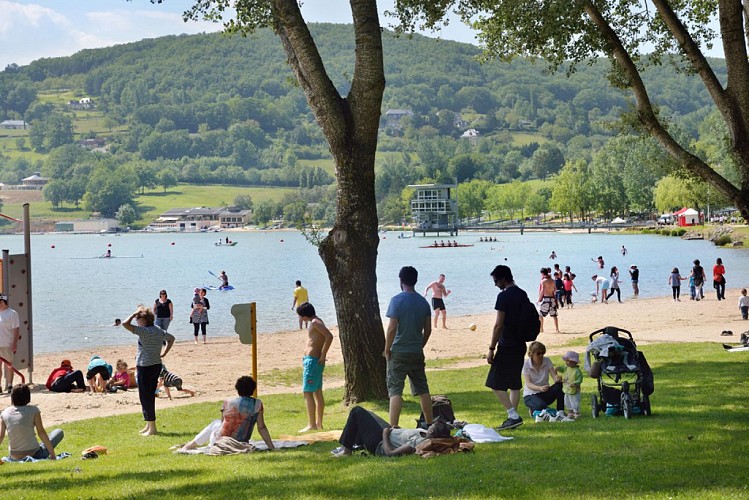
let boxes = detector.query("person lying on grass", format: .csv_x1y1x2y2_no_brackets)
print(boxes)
332,406,451,457
179,375,274,452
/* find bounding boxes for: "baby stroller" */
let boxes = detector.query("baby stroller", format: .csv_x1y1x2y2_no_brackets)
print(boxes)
586,326,654,419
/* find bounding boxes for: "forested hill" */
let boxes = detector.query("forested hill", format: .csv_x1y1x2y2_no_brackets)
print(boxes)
0,24,727,224
19,23,721,124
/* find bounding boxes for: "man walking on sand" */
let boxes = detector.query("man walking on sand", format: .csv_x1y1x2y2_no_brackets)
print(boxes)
538,268,560,333
424,274,452,329
0,295,20,393
296,302,334,433
486,265,528,430
292,280,309,329
384,266,433,428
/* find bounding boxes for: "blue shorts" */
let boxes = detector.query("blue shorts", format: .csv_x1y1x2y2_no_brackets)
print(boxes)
302,356,324,392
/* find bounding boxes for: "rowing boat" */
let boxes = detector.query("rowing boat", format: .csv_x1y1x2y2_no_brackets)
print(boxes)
214,242,238,246
70,255,144,259
419,244,474,248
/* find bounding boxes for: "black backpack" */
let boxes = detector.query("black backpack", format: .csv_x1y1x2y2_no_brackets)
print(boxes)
516,299,541,342
417,395,455,427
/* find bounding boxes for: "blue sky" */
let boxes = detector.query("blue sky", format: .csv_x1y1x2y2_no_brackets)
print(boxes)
1,1,723,70
0,0,477,69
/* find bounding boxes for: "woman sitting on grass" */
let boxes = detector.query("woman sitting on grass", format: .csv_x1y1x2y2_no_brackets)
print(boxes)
523,341,565,418
0,384,63,460
179,375,274,451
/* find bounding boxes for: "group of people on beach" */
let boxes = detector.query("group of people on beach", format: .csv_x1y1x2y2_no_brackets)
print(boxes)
668,257,727,303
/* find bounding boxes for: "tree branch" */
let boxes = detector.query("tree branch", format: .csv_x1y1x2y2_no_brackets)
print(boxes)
349,0,386,143
270,0,346,146
651,0,731,112
582,0,740,199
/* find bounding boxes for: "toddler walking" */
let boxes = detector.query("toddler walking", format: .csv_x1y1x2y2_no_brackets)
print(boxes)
559,351,583,419
739,289,749,320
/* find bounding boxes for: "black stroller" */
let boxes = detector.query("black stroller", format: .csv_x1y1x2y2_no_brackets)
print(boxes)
586,326,654,419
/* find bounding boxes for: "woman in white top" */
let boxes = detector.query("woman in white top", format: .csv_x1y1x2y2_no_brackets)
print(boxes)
0,384,63,460
522,341,564,415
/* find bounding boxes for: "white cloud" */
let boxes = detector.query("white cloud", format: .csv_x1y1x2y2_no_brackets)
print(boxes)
0,1,68,34
0,2,221,68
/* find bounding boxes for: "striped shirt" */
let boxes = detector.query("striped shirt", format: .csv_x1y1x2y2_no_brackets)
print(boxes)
159,367,182,388
131,325,174,367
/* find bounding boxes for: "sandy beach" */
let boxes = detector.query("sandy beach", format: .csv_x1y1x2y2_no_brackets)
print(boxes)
8,288,747,427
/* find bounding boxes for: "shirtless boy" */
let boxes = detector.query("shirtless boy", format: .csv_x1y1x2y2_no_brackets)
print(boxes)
538,268,559,333
424,274,452,329
296,302,334,433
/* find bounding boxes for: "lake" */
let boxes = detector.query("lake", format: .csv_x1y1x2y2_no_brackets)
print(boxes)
0,229,742,354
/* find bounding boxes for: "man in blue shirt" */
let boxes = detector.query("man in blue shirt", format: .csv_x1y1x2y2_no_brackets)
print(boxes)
384,266,433,428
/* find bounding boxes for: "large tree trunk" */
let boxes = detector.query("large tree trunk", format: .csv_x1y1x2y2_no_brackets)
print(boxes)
318,147,388,402
269,0,387,402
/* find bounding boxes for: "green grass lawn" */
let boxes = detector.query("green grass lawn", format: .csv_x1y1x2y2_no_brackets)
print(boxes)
134,185,297,224
510,131,549,147
3,342,747,498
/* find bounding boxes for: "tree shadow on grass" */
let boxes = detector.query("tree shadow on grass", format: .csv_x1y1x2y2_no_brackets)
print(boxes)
139,191,183,197
49,207,85,213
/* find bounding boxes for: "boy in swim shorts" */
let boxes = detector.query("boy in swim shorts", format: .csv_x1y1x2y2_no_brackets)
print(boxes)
296,302,334,433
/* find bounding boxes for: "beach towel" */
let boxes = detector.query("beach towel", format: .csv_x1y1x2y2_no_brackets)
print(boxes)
460,424,514,444
2,452,71,463
174,439,308,454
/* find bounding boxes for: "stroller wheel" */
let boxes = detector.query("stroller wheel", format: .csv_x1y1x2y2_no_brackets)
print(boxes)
621,392,633,419
591,394,600,418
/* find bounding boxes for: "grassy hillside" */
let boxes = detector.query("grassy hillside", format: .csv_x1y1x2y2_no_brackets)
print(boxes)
0,184,296,226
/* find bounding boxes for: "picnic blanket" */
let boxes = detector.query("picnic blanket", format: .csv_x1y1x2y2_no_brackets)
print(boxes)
2,452,71,463
174,438,308,455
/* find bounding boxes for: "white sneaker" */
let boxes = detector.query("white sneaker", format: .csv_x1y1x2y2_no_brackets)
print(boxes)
549,411,566,422
535,410,550,423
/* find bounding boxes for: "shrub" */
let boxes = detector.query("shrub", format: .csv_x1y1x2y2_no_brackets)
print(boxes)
714,234,732,246
671,228,687,236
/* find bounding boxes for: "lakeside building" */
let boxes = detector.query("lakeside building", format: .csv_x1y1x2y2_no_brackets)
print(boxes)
55,218,122,233
408,183,459,236
149,207,252,231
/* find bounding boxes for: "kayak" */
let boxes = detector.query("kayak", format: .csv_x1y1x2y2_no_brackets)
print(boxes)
201,285,235,291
